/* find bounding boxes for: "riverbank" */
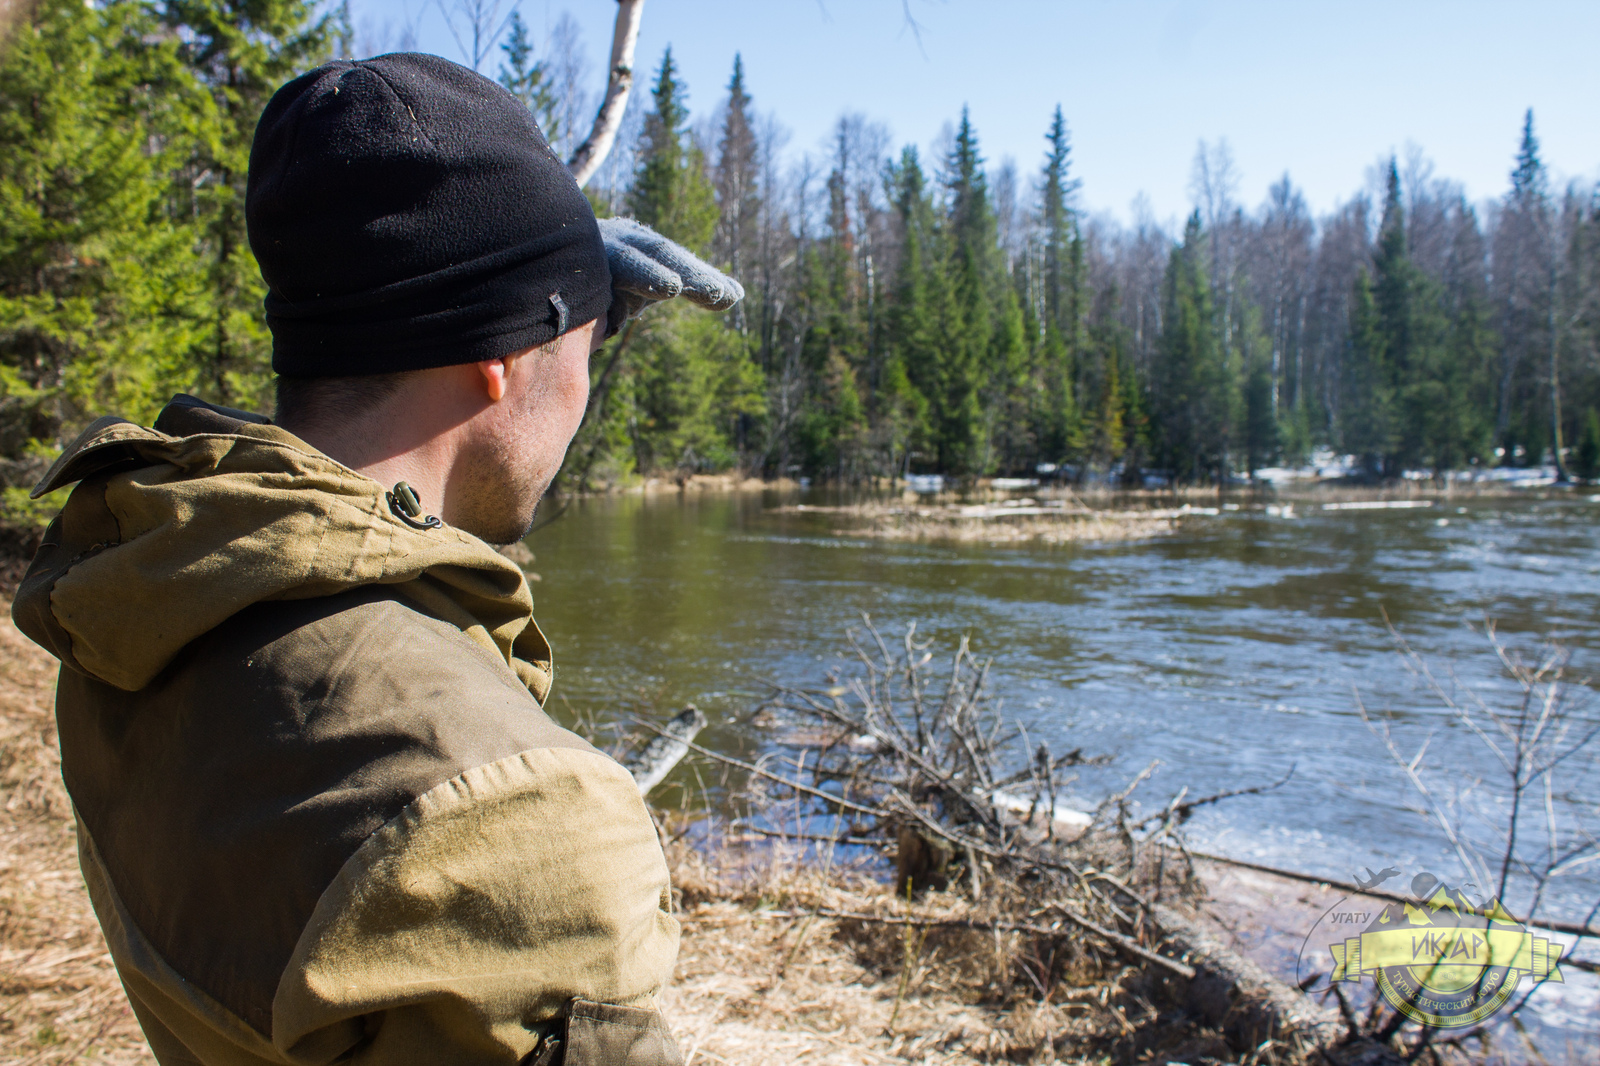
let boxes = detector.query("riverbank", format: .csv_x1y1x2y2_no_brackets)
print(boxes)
0,595,1314,1065
557,471,1593,548
769,482,1594,546
777,500,1186,544
565,468,1592,503
5,591,1591,1064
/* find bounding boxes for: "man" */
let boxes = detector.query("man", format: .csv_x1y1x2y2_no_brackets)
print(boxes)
11,53,740,1065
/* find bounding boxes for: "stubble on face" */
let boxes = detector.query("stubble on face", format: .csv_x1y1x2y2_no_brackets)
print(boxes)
450,325,595,545
451,429,547,545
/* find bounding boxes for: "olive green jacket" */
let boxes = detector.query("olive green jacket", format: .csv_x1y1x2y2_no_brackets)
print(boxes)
12,396,681,1066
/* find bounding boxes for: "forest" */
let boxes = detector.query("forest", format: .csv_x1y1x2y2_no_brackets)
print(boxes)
3,0,1600,548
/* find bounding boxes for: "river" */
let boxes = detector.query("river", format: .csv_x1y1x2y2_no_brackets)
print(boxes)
528,488,1600,932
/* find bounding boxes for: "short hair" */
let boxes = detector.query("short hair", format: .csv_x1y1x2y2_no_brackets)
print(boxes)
273,372,412,430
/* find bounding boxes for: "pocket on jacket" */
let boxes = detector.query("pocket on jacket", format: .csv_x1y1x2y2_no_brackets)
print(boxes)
529,999,683,1066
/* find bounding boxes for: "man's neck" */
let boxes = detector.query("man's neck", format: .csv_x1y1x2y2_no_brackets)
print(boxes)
282,418,455,523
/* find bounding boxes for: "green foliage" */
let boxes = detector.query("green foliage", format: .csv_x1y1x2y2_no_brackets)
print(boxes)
0,0,330,538
498,11,557,138
628,48,716,254
157,0,332,409
883,146,943,470
5,24,1593,504
1239,302,1279,474
564,47,758,486
1152,213,1239,481
1278,399,1313,469
937,110,997,475
1,0,204,527
631,305,765,474
1342,266,1393,475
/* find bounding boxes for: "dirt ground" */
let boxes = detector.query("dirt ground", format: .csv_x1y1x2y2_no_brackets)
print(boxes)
0,597,152,1064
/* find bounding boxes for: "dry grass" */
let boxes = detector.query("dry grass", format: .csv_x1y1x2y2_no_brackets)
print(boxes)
0,596,153,1065
659,841,1241,1066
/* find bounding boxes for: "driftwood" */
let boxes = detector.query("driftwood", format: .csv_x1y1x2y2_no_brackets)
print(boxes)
565,0,645,187
1149,901,1343,1049
622,705,705,796
1190,848,1600,943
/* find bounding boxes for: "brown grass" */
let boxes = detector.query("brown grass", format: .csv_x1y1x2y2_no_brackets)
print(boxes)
658,840,1242,1066
0,597,153,1064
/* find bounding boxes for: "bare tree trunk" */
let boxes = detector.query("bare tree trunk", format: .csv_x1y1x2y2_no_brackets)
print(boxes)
566,0,646,189
1548,266,1566,479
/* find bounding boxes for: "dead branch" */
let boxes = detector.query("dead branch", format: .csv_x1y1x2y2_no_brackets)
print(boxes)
1133,763,1297,830
628,716,889,818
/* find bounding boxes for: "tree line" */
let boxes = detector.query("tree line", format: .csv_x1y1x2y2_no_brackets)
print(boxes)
3,0,1599,552
591,53,1600,489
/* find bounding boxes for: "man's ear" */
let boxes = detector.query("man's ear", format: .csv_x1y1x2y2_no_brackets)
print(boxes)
478,357,510,402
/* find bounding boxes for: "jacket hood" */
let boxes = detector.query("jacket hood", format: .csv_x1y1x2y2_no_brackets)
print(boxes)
11,395,551,696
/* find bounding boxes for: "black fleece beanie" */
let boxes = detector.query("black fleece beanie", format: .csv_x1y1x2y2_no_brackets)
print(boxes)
246,53,610,377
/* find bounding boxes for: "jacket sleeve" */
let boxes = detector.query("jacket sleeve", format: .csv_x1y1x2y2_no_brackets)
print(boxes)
270,747,682,1066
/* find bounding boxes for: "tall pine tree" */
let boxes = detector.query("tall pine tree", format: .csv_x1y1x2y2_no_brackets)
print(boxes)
1154,213,1238,481
1036,107,1084,464
628,47,716,253
158,0,332,408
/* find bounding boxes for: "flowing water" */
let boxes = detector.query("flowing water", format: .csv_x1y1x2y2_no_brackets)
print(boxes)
528,487,1600,1032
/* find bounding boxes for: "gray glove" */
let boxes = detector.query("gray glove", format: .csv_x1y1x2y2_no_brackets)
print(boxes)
599,217,744,336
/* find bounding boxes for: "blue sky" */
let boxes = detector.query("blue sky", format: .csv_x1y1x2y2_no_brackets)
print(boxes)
381,0,1600,228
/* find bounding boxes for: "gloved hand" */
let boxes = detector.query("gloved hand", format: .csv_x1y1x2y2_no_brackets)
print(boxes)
598,217,744,336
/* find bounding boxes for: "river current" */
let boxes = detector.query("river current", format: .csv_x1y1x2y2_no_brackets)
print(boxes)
528,489,1600,930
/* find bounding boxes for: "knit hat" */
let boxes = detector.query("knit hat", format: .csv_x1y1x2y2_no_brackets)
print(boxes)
246,53,609,377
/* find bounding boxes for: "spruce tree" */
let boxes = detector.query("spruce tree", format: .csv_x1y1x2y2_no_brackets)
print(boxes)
1240,303,1279,474
1153,212,1236,481
1368,158,1449,475
1343,269,1393,477
1035,107,1083,466
617,49,758,478
1083,325,1129,472
0,0,216,532
157,0,332,409
628,47,716,253
1575,408,1600,482
883,147,940,472
498,11,557,138
940,109,996,474
1040,107,1081,339
1372,159,1418,473
713,55,760,292
1495,109,1555,466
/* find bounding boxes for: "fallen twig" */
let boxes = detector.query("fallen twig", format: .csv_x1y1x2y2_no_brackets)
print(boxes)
1133,763,1297,831
628,717,890,818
